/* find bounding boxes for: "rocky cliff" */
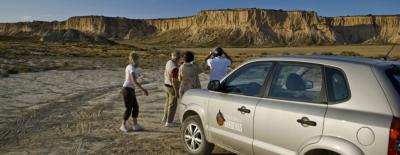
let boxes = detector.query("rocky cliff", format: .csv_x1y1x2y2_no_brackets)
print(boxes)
0,8,399,46
328,15,400,44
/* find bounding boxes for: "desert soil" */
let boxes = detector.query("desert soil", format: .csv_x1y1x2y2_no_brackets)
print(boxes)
0,63,228,154
3,44,396,154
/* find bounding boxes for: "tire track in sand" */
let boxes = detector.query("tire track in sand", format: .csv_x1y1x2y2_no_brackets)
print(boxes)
0,84,119,149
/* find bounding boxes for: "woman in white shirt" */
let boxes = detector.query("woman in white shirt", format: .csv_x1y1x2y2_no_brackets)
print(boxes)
120,52,149,132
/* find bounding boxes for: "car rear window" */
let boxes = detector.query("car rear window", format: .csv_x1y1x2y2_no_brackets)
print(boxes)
326,67,350,102
386,66,400,95
268,63,323,103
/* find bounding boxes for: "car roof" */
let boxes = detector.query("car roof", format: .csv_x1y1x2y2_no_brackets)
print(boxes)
251,55,399,67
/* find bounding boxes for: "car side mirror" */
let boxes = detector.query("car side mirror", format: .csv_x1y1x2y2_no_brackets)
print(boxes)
304,80,314,89
208,80,221,91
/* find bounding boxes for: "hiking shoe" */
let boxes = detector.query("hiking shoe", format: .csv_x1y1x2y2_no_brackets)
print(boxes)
165,122,179,128
132,124,143,131
120,124,128,132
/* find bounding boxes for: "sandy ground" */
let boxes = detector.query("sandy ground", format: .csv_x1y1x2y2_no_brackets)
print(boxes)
0,66,229,155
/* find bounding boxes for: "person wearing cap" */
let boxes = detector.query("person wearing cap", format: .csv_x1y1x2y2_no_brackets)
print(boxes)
204,47,233,81
162,50,181,127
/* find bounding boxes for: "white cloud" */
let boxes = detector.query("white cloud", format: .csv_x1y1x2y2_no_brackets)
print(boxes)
20,16,34,22
41,14,53,20
19,14,55,22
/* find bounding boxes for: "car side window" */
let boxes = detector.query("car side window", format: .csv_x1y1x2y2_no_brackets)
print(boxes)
326,67,349,102
222,62,273,97
268,63,323,103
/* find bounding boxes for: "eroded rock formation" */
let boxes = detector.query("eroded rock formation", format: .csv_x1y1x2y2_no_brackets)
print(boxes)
0,8,399,46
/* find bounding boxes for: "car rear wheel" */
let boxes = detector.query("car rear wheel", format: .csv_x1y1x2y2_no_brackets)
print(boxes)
181,115,214,155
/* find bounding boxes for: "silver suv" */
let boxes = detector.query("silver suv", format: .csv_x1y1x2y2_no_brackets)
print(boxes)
178,56,400,155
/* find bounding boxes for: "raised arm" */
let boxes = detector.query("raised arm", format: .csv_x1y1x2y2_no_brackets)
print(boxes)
223,51,233,63
203,51,214,70
204,51,214,63
130,73,149,96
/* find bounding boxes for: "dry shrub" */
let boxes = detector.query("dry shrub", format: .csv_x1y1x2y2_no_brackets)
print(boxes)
339,51,362,57
7,68,19,74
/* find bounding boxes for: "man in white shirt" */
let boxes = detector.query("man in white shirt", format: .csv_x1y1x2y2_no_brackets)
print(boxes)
205,47,233,81
163,51,181,127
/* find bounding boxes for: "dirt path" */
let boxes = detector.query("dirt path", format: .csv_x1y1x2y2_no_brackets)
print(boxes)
0,68,229,155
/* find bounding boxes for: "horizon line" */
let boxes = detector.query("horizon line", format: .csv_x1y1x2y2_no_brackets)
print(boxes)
1,8,400,24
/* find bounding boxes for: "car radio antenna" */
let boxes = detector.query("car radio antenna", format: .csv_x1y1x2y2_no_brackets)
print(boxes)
384,44,396,61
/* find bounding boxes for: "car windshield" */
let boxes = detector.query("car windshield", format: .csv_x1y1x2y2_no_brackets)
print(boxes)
386,65,400,95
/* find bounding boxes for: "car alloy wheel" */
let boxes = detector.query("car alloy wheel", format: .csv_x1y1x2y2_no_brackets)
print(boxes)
184,123,203,151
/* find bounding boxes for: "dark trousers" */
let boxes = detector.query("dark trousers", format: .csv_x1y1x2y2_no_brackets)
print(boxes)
122,87,139,120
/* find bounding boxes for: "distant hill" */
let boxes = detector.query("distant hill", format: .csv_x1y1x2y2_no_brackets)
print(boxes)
0,8,399,47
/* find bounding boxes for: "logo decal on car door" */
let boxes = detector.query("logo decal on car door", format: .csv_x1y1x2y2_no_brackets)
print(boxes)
216,110,225,126
223,117,243,132
217,110,243,132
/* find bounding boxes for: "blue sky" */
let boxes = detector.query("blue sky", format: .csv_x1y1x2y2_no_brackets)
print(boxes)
0,0,399,22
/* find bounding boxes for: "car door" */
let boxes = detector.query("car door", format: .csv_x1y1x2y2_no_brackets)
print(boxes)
207,61,274,155
253,62,328,155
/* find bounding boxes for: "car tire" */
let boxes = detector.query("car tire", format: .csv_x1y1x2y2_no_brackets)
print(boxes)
181,115,214,155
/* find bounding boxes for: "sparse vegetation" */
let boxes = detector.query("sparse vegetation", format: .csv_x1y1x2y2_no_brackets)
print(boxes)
180,45,399,58
339,51,362,57
0,40,399,77
312,52,335,55
0,39,143,57
5,67,18,74
0,40,174,76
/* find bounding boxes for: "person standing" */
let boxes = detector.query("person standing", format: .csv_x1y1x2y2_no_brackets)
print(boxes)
204,47,233,81
120,52,149,132
163,51,181,127
178,51,204,97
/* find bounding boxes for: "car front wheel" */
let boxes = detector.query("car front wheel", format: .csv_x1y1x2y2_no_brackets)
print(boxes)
181,115,214,155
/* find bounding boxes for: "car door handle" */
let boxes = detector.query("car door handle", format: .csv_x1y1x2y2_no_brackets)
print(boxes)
237,106,251,114
297,117,317,127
